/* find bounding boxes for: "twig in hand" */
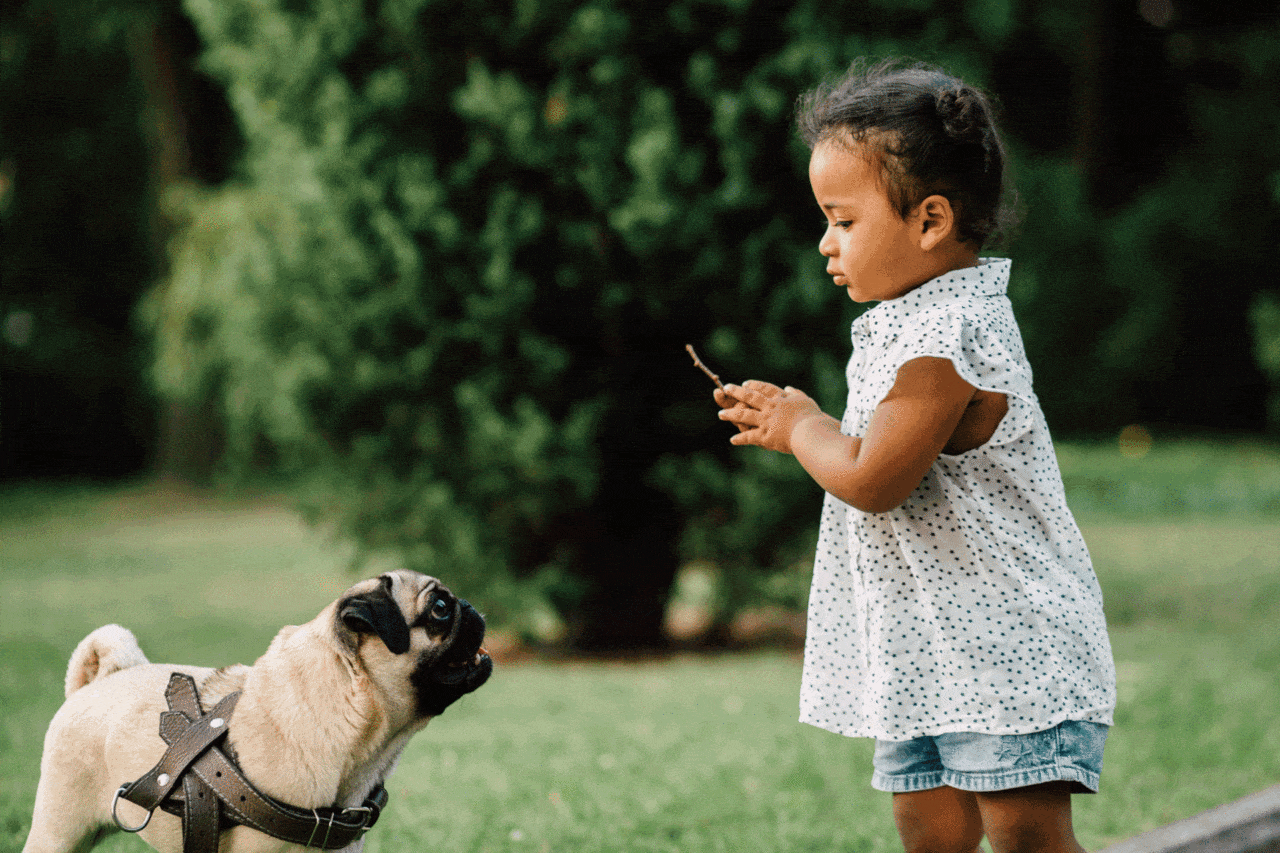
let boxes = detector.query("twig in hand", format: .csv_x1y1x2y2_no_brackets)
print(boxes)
685,344,726,391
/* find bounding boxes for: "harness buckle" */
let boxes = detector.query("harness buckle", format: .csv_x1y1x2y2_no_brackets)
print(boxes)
304,804,374,848
111,785,154,833
345,805,374,832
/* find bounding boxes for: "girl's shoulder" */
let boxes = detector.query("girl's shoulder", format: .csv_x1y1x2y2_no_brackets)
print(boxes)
896,295,1023,353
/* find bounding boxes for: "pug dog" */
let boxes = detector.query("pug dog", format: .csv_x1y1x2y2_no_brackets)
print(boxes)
23,570,492,853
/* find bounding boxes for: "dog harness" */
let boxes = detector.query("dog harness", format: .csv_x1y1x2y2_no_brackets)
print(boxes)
113,673,387,852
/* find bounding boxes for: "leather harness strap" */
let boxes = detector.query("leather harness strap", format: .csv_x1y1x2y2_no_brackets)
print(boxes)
118,684,240,814
115,673,387,851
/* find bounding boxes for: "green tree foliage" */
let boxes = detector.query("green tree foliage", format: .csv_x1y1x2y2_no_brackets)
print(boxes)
996,1,1280,434
147,0,875,646
145,0,1280,645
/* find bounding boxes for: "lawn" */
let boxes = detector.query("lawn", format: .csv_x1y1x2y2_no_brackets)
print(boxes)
2,442,1279,851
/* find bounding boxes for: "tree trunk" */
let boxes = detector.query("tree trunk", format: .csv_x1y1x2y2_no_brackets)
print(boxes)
563,478,681,654
1137,263,1270,431
126,16,223,484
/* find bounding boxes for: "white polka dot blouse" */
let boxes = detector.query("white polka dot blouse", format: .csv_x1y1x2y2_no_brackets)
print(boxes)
799,258,1117,741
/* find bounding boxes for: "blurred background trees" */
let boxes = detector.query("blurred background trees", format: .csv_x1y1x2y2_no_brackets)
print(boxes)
3,0,1279,650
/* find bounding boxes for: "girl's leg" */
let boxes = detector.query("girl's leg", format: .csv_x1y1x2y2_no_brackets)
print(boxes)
891,786,985,853
974,782,1086,853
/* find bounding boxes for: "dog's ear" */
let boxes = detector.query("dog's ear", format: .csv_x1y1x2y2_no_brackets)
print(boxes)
339,589,411,655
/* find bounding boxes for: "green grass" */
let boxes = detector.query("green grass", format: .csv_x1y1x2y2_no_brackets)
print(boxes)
1057,437,1280,518
2,448,1280,851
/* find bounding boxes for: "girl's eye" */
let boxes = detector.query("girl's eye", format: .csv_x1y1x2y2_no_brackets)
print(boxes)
834,220,853,229
430,597,452,622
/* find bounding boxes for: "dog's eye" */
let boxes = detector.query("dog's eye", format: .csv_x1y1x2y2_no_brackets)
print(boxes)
430,596,452,622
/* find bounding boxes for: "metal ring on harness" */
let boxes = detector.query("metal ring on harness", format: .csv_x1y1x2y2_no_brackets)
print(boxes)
112,785,153,833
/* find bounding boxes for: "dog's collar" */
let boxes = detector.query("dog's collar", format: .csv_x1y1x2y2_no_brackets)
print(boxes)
113,672,387,852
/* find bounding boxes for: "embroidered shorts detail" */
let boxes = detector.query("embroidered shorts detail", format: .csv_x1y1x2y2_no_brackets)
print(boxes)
871,720,1108,795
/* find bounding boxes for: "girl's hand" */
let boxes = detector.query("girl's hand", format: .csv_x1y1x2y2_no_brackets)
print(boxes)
716,381,828,454
712,385,750,435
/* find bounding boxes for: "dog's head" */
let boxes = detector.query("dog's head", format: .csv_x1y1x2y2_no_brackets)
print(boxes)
334,570,492,718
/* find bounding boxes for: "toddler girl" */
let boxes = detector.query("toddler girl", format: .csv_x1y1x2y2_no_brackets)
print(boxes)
714,60,1116,853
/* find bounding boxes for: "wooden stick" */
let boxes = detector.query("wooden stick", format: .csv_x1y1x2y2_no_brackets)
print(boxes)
685,344,726,391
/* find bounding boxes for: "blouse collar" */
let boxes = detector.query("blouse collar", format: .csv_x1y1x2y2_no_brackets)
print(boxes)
852,257,1011,345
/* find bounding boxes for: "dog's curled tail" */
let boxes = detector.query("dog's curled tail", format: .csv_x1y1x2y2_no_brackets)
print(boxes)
65,624,149,698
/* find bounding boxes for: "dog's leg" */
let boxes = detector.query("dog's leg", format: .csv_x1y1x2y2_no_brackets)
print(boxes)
23,689,118,853
22,768,113,853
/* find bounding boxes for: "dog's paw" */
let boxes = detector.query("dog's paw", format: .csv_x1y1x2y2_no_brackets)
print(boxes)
65,624,149,698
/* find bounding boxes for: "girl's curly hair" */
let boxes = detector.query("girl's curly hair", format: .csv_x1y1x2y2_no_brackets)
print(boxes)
797,59,1020,248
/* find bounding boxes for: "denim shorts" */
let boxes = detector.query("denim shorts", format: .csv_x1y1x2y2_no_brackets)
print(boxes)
871,720,1108,794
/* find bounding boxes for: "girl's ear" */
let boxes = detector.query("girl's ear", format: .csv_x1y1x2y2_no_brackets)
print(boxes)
915,194,958,251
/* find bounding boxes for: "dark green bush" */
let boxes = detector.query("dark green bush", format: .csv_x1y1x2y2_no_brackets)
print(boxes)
144,0,1280,645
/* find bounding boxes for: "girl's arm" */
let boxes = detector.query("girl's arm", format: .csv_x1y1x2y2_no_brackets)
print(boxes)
715,357,977,513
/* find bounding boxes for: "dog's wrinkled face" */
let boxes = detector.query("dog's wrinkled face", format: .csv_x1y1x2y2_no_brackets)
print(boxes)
335,571,492,718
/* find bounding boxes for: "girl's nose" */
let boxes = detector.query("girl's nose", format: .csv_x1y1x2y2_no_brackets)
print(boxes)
818,226,837,257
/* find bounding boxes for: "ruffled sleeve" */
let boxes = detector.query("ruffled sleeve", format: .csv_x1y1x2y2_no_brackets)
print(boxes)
884,298,1038,448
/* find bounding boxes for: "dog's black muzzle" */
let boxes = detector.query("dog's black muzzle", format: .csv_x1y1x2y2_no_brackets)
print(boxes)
412,598,492,716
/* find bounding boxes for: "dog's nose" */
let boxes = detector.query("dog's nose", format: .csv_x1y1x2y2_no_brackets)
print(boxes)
458,599,485,625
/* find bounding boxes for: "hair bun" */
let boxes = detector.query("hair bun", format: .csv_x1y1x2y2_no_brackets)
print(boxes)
937,88,982,139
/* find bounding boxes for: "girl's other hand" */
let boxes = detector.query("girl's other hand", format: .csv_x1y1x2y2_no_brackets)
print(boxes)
717,381,826,454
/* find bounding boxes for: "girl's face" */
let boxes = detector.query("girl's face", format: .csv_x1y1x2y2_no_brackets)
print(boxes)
809,139,936,303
